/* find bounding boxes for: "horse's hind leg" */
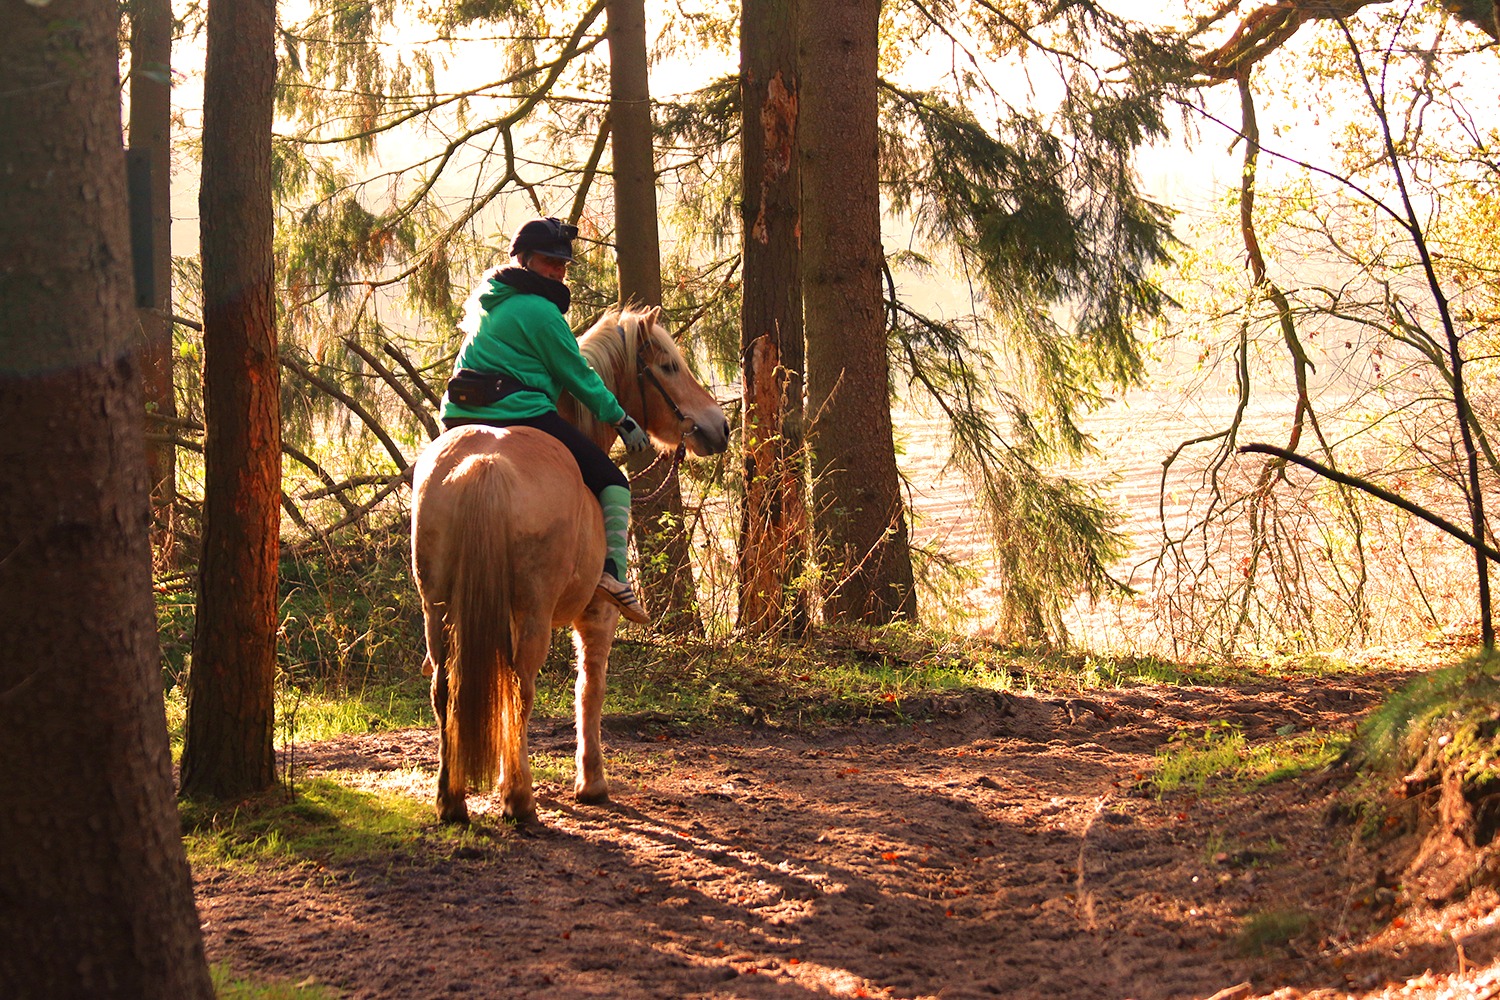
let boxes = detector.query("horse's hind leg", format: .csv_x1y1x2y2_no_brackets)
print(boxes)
421,602,468,824
498,627,547,823
572,601,618,803
431,658,469,824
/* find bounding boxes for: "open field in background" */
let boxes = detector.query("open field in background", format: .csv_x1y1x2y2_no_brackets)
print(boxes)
898,383,1483,654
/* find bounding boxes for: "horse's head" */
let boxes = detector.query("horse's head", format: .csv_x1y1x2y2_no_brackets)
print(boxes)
624,307,729,458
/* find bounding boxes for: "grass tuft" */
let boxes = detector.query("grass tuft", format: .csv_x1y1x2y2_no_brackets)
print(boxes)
180,776,488,870
1235,909,1314,955
212,962,339,999
1149,721,1348,796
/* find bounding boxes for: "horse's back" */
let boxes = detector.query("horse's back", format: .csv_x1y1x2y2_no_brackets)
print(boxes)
412,425,603,624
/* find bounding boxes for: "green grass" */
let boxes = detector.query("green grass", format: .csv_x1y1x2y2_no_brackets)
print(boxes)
1149,721,1349,796
212,962,340,999
274,683,431,744
180,775,488,870
1235,909,1314,955
1357,653,1500,781
164,683,430,764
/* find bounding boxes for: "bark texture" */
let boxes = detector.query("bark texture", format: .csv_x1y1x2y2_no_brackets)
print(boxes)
0,4,213,996
738,0,808,634
800,0,916,623
180,0,281,798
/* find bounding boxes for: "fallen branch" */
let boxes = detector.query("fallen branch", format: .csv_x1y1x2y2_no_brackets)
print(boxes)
382,341,444,411
281,353,410,472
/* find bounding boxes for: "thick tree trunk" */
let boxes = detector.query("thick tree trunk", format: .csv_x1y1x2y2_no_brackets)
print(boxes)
738,0,808,635
0,4,214,996
180,0,281,799
800,0,917,624
608,0,701,633
128,0,178,566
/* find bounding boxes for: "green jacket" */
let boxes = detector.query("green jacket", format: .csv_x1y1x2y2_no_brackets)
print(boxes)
441,275,626,426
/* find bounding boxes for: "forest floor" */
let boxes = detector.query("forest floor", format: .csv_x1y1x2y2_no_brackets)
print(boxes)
194,643,1500,1000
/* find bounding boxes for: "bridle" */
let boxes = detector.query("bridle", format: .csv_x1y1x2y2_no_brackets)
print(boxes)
617,322,690,502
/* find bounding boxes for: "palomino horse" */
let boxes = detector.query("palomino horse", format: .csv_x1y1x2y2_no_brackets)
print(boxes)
410,305,728,823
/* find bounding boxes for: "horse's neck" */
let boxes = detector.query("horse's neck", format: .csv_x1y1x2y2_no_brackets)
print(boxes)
561,329,630,452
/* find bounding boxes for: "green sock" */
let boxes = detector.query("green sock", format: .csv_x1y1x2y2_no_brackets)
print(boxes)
599,484,632,581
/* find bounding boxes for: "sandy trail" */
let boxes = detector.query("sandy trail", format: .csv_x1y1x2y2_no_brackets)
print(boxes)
197,664,1500,999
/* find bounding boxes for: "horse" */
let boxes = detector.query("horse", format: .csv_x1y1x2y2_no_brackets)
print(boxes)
410,304,728,823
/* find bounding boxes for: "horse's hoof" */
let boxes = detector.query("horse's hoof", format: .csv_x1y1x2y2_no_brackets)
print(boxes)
501,805,538,826
437,801,470,825
574,782,610,805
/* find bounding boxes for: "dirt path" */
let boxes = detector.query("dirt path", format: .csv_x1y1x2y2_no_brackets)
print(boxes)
197,668,1500,999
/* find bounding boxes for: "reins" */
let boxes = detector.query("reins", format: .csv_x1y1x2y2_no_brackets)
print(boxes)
617,322,690,503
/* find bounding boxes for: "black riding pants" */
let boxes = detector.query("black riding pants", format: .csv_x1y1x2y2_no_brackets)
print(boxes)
442,411,627,496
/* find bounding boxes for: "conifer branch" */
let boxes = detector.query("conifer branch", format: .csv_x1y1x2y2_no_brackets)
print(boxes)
281,353,410,472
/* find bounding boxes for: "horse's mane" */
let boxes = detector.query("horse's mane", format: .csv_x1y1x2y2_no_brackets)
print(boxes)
568,304,680,444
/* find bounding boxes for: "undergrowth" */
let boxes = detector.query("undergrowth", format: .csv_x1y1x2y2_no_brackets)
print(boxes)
155,532,1415,751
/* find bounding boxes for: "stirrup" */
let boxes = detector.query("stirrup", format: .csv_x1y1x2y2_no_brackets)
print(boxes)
597,572,650,624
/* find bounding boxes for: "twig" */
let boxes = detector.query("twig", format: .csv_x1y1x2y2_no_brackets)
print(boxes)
343,336,441,441
1238,443,1500,563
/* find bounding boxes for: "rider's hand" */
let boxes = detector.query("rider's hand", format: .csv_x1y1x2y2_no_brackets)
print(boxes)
615,415,650,453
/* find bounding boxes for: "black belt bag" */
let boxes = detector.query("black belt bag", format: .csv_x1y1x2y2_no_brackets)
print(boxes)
445,368,545,408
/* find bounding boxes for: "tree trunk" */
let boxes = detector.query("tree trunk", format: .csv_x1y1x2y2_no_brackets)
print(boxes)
180,0,281,799
608,0,702,633
738,0,808,635
800,0,917,624
128,0,178,566
0,4,214,996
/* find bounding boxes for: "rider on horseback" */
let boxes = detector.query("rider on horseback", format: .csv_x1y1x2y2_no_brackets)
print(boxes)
440,217,651,624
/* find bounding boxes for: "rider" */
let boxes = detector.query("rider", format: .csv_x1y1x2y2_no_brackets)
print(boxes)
440,216,651,624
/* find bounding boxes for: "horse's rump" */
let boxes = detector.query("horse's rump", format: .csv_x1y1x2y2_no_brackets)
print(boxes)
412,426,603,794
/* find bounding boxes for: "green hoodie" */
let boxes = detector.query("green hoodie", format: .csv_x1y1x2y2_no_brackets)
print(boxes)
441,275,626,426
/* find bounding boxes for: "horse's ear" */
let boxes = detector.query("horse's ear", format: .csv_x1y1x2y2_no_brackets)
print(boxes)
645,305,663,334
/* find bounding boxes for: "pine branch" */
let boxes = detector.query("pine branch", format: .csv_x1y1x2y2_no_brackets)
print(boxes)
342,336,441,440
281,353,410,472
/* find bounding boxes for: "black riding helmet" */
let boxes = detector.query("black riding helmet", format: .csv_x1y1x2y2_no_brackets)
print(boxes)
509,216,578,262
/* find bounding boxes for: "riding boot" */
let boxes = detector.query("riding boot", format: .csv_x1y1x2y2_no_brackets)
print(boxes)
597,484,649,624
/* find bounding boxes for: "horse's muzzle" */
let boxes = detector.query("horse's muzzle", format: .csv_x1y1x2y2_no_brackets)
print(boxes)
685,416,730,457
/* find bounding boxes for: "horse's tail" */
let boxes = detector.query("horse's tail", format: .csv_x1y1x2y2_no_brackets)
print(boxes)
445,458,519,794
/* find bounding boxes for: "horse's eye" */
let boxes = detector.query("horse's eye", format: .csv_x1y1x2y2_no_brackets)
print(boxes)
661,361,680,375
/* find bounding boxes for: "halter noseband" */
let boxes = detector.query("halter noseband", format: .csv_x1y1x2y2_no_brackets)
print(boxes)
617,322,689,426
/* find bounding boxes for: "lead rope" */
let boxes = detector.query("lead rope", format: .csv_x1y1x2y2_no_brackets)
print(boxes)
629,441,686,503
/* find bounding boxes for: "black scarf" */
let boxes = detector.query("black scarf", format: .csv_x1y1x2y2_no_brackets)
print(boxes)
496,266,570,314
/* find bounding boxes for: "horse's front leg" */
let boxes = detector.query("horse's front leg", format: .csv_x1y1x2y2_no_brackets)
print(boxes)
572,599,619,803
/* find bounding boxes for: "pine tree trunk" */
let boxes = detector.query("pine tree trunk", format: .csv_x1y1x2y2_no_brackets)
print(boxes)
0,4,213,995
738,0,808,635
800,0,917,624
128,0,178,567
180,0,280,799
608,0,702,633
